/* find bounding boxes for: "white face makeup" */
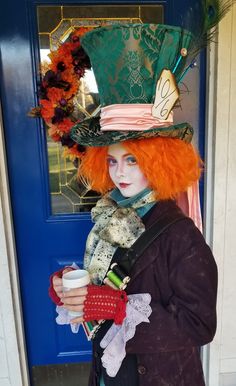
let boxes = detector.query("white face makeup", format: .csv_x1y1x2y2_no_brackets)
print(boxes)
107,143,149,197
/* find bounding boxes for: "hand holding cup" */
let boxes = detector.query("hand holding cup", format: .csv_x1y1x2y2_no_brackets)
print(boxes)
61,269,90,322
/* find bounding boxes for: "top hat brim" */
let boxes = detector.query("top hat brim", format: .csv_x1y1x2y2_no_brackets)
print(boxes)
70,116,194,147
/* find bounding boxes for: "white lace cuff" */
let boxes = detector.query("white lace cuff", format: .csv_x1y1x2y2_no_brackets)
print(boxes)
100,293,152,377
55,305,80,333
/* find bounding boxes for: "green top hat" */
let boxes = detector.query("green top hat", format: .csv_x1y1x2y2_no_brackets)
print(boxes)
70,23,194,147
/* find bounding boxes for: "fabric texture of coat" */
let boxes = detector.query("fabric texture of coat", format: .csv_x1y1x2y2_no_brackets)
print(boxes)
88,200,217,386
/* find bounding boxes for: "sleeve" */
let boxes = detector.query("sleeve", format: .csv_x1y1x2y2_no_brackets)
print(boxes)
126,219,218,353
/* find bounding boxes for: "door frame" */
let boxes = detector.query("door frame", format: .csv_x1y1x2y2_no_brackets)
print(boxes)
0,103,30,385
0,2,218,385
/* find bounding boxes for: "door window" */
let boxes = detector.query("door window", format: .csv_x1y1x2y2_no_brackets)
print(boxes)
37,5,164,215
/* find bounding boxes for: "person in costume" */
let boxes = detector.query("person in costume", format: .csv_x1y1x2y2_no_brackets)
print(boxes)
47,11,229,385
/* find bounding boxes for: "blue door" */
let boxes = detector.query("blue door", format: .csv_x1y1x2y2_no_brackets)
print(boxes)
0,0,205,381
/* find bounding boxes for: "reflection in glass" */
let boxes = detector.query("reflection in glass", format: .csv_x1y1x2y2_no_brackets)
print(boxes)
42,49,100,213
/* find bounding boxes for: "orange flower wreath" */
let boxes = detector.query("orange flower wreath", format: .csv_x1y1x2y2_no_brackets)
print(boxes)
29,27,92,158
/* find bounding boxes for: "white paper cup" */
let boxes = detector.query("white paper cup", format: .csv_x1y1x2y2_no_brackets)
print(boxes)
62,269,90,289
62,269,90,317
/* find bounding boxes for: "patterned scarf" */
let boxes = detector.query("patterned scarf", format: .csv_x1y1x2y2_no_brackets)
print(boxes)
83,188,156,284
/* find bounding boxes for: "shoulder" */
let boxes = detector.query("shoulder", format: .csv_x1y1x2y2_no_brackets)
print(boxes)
143,199,185,227
164,214,208,253
145,199,204,244
145,200,216,268
160,213,217,281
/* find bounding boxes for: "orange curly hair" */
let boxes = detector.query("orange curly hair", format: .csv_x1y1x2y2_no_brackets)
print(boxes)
78,137,202,200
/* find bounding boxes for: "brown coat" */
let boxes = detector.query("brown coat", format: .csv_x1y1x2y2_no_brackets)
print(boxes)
89,200,217,386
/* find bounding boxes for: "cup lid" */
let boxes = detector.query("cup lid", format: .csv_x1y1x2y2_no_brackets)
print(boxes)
62,269,90,288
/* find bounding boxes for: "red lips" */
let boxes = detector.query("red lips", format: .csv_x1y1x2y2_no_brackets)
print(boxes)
119,183,131,189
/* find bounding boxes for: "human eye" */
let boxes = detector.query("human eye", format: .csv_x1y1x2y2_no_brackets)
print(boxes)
107,157,117,166
126,155,137,165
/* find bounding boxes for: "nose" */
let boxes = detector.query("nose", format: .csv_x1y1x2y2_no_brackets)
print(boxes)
116,160,125,178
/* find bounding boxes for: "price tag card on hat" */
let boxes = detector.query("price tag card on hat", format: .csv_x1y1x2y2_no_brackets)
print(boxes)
152,69,180,121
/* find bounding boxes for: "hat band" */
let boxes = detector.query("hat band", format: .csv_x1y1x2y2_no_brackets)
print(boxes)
100,104,173,132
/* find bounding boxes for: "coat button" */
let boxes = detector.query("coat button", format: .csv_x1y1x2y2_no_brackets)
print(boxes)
138,365,147,375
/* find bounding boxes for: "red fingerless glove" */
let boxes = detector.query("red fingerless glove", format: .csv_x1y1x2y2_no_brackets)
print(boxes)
48,267,75,305
83,285,128,325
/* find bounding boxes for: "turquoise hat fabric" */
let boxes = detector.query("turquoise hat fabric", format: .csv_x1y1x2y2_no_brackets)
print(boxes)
70,23,194,146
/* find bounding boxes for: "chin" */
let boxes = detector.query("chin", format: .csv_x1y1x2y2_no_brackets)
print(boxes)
118,186,144,198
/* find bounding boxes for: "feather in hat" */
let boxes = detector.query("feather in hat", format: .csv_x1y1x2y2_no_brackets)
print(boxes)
183,0,234,59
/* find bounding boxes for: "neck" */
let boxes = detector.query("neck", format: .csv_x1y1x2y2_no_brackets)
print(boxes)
110,187,156,217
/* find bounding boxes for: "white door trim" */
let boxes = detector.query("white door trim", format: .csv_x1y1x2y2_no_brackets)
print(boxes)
0,101,30,386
